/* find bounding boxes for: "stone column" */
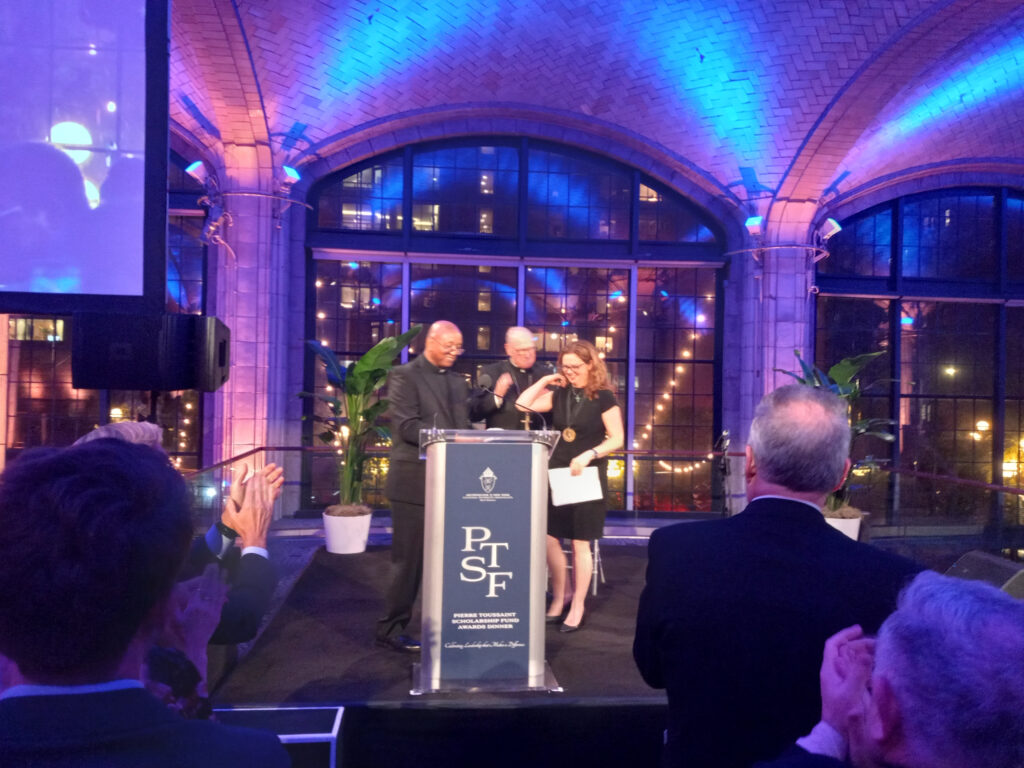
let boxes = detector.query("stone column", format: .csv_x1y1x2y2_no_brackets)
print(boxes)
204,145,292,469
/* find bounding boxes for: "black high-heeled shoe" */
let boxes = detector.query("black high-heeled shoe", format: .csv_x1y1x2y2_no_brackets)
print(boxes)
545,598,570,624
559,617,584,633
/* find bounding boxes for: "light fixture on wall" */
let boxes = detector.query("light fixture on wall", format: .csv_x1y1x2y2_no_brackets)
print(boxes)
281,165,301,187
184,159,210,186
819,217,842,241
744,215,764,238
184,159,313,256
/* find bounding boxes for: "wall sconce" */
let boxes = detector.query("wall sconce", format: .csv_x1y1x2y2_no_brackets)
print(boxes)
281,165,301,187
819,217,842,241
184,159,211,186
184,159,313,255
744,215,764,238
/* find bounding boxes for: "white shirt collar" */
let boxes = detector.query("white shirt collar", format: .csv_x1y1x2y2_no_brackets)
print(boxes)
749,494,822,513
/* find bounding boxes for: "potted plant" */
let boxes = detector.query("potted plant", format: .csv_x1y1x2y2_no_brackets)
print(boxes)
776,349,894,539
301,325,422,553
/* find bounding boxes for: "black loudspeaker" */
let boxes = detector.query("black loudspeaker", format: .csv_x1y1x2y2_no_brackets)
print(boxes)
194,316,231,392
945,550,1024,599
72,313,230,392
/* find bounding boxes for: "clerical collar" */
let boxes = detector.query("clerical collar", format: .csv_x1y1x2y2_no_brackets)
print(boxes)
423,359,447,374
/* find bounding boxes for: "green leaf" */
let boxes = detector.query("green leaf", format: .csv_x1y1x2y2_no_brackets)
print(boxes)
305,340,347,388
774,369,807,384
304,325,421,506
827,351,885,387
362,399,389,424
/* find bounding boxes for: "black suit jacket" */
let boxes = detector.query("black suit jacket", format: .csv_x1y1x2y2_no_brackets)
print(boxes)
633,497,923,768
0,687,289,767
469,360,553,430
385,354,471,506
182,539,278,645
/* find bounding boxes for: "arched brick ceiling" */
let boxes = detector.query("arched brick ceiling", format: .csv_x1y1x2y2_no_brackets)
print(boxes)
169,0,1024,211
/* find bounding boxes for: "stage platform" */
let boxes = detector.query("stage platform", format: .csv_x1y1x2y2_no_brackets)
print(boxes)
213,542,668,768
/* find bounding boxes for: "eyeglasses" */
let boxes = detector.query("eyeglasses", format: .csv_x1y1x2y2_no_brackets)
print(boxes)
561,362,586,372
440,344,464,355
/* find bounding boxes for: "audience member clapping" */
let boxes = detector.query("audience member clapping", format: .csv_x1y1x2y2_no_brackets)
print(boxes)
144,564,229,717
758,570,1024,768
0,439,289,766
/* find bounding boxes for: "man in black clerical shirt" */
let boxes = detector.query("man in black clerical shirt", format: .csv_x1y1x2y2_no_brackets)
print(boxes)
375,320,471,653
470,326,552,430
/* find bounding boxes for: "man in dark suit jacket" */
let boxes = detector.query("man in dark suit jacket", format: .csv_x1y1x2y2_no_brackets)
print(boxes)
75,424,283,649
633,384,922,768
181,462,285,646
375,320,471,653
0,439,288,767
470,326,552,430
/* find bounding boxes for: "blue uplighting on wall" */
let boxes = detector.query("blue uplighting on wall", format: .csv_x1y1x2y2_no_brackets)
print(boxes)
891,40,1024,137
325,2,480,89
627,0,767,160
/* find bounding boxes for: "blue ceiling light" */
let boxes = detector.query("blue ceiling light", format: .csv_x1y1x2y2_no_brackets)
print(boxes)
744,215,763,237
659,290,669,298
901,316,914,326
184,160,208,185
561,320,569,327
282,165,301,183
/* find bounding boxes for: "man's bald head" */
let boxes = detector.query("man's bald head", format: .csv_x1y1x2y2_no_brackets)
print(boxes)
424,321,463,368
504,326,537,370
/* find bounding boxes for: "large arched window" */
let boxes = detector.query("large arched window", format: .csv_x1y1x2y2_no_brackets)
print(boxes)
306,138,726,516
815,187,1024,533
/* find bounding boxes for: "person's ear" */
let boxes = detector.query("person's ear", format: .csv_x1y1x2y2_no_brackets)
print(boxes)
832,458,852,492
868,674,904,751
745,445,756,481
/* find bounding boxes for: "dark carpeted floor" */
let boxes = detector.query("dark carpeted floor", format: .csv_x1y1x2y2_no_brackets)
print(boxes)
216,543,668,767
218,543,664,706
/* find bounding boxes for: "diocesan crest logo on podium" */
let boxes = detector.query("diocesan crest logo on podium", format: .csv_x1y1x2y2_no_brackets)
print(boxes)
479,467,497,493
461,465,513,503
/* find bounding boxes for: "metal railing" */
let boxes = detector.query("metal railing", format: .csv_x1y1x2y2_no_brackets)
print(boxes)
182,446,1024,560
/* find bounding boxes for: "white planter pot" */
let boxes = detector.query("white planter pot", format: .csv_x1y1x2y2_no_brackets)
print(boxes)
825,516,862,541
323,511,372,554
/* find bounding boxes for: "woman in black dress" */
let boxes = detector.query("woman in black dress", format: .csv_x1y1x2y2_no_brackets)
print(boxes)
515,340,624,632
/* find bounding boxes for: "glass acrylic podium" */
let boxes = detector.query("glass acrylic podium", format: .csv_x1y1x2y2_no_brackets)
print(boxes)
411,428,562,695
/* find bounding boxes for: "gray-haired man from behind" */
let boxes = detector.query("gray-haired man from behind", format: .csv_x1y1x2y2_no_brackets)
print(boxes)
758,569,1024,768
634,384,923,768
